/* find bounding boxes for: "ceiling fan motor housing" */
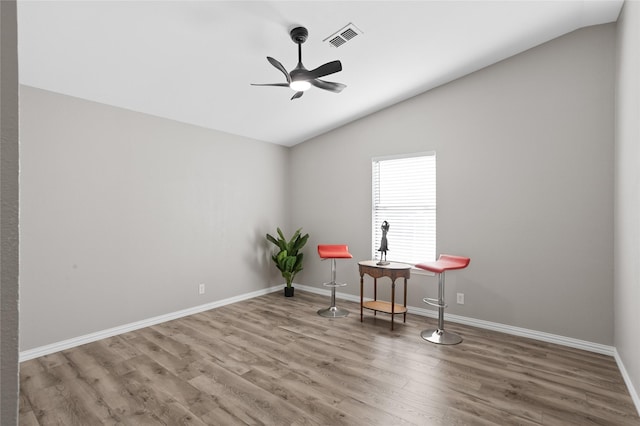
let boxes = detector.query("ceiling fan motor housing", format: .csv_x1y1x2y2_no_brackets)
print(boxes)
290,27,308,44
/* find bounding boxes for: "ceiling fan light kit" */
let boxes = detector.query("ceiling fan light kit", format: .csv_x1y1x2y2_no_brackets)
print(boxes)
251,26,346,100
290,80,311,92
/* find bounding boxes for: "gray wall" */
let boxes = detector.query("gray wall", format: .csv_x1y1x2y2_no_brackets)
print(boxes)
615,0,640,406
1,1,20,424
19,86,289,351
291,24,616,345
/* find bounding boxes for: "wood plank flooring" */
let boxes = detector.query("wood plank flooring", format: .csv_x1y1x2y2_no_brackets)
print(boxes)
19,291,640,425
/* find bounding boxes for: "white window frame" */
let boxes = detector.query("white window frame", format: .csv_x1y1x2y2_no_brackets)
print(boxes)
371,151,436,265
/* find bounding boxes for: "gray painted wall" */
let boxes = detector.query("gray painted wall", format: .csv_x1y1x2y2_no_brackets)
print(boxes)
1,0,20,424
615,0,640,407
19,86,289,350
291,24,615,345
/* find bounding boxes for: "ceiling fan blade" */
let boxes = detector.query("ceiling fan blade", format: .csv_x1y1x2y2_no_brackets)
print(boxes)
267,57,291,83
307,60,342,80
310,79,346,93
251,83,290,87
291,91,304,100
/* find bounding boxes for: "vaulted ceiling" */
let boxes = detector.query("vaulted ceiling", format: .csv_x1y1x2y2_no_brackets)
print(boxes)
17,1,623,146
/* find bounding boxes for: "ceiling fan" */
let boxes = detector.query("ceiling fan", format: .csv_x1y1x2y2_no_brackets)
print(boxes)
252,26,346,100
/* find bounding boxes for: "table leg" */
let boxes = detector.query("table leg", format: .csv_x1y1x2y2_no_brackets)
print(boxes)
373,278,377,317
391,279,396,330
360,274,364,323
403,277,407,323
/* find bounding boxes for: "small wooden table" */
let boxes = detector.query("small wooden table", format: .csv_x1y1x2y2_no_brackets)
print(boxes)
359,260,411,330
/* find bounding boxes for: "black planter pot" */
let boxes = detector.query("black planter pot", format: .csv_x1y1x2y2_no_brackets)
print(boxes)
284,286,295,297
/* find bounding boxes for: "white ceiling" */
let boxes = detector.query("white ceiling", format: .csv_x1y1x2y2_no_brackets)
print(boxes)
17,1,623,147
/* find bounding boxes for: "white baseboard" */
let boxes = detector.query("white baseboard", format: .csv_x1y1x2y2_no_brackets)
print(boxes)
19,285,283,362
20,283,615,359
408,305,615,356
614,348,640,416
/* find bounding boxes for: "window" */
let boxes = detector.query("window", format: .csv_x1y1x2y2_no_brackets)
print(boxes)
371,152,436,265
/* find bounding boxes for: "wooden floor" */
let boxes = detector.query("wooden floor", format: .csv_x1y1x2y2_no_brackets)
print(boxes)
19,291,640,425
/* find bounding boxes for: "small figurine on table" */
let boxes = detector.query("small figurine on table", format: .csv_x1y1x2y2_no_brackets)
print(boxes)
377,220,390,265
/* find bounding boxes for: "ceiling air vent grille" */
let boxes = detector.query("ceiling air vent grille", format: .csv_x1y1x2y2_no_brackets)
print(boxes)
341,28,358,41
329,35,347,48
324,23,363,48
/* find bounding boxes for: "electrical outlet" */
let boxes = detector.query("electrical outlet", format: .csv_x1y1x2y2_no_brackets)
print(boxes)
457,293,464,305
198,283,205,295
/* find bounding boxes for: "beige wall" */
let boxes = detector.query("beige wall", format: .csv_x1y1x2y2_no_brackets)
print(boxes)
615,0,640,407
19,86,289,350
1,0,20,423
291,24,616,345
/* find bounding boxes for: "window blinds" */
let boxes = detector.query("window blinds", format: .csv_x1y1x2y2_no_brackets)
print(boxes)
372,153,436,265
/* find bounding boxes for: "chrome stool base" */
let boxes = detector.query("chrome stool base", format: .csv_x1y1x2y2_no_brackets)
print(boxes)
317,306,349,318
317,282,348,318
420,328,462,345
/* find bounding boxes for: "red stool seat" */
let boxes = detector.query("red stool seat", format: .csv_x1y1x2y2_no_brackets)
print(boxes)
318,245,353,259
415,254,470,274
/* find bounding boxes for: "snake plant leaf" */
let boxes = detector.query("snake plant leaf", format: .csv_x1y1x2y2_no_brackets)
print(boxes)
275,250,289,264
293,252,304,274
288,228,301,248
268,229,288,251
292,233,309,253
266,233,281,249
283,255,297,272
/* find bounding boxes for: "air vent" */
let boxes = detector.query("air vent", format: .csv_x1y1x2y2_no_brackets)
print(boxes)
341,28,358,41
323,23,363,48
328,35,347,48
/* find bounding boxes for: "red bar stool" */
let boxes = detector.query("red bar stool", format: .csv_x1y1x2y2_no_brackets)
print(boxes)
415,254,470,345
317,244,352,318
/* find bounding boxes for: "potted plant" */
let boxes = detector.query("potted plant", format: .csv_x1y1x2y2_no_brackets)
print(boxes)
266,227,309,297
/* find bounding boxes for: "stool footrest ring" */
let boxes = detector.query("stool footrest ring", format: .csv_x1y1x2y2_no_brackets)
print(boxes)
323,281,348,288
423,297,447,309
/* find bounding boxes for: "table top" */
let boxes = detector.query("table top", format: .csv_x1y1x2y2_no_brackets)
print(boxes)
358,260,412,270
